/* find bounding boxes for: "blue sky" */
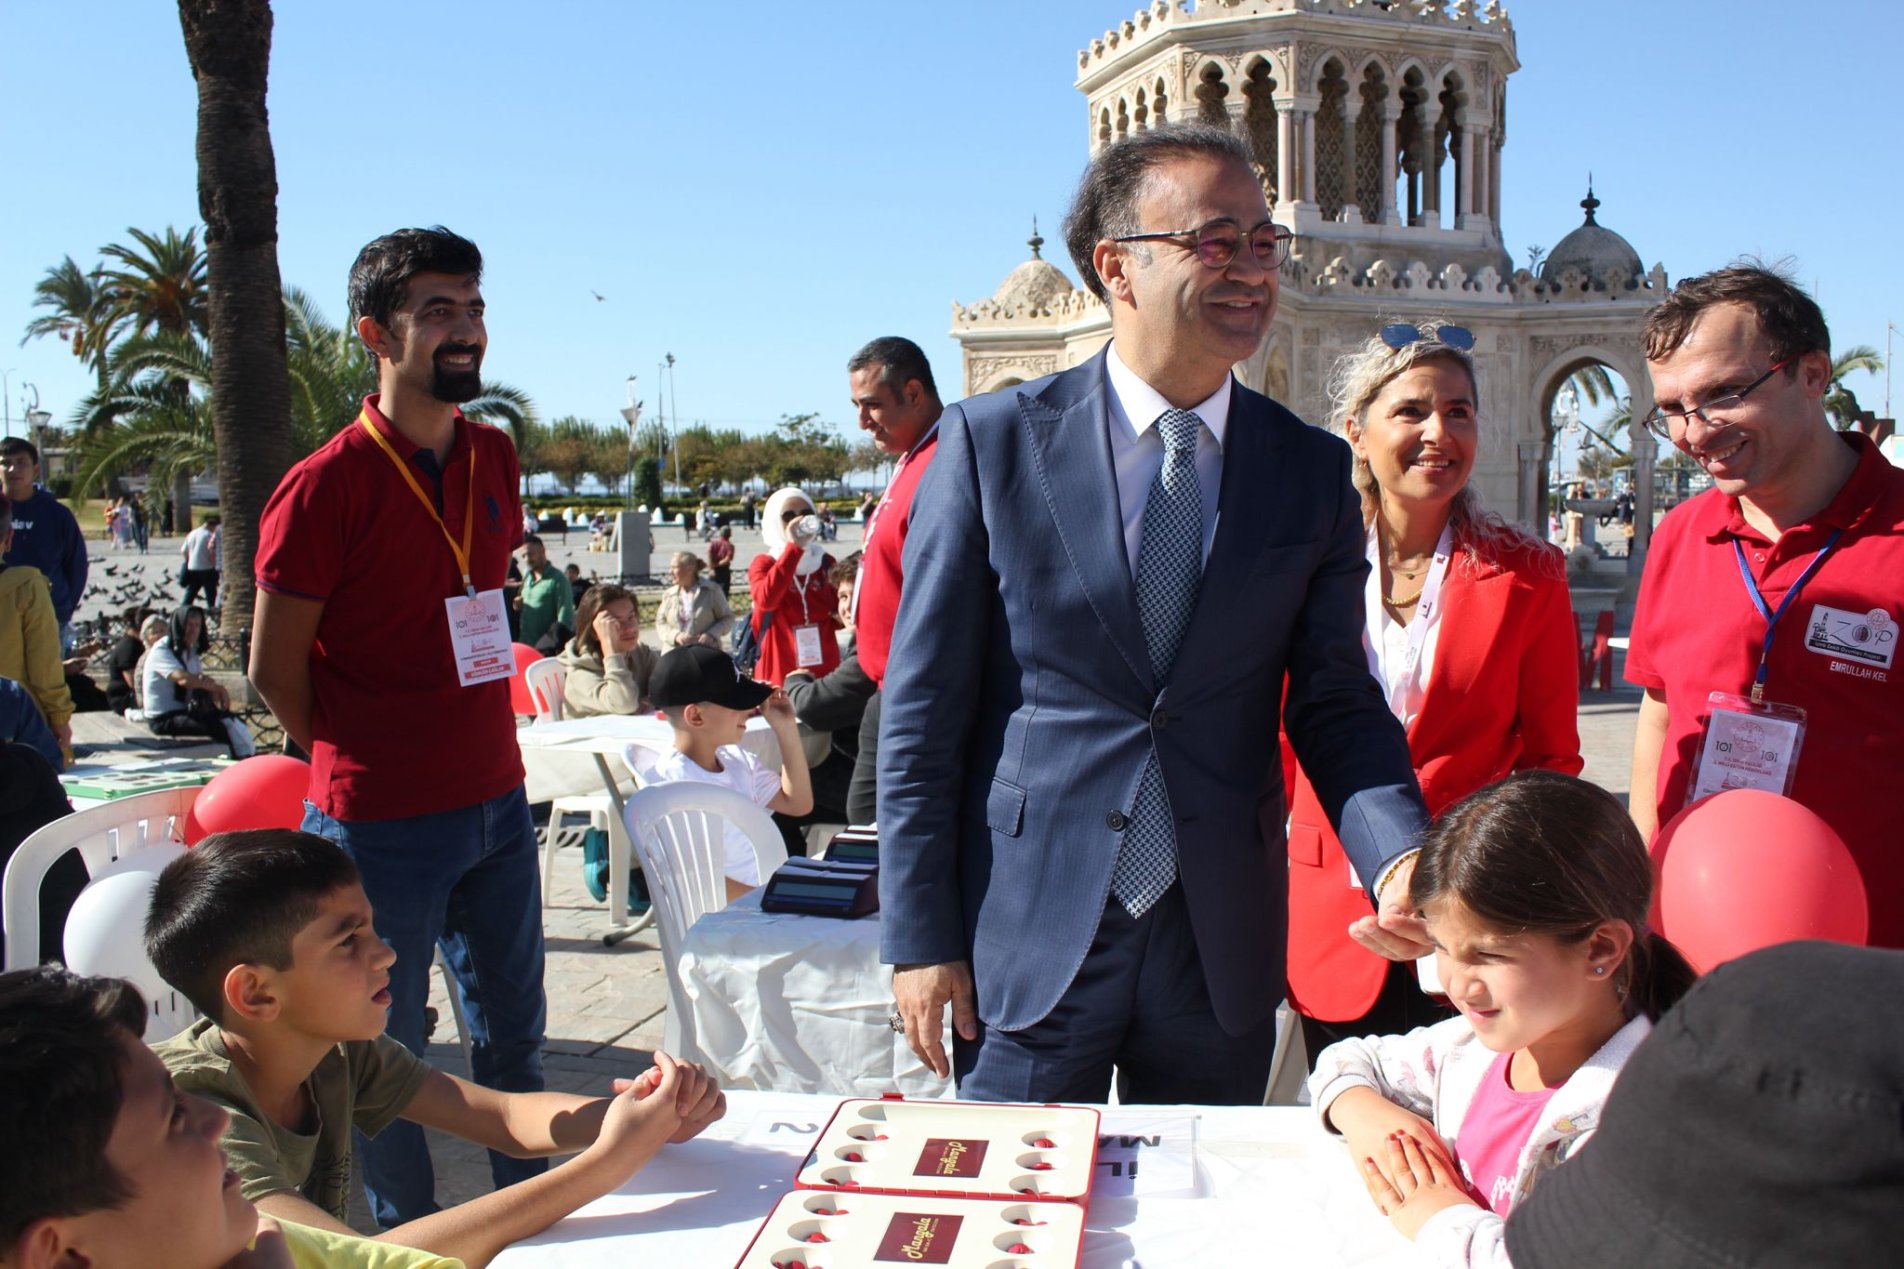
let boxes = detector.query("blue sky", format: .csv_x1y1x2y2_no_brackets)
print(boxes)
3,0,1898,442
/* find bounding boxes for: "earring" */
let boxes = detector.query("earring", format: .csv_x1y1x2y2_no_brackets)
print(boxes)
1593,966,1607,976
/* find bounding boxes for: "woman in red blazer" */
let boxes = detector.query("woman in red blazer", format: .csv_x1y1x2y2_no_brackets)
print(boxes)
1285,322,1582,1063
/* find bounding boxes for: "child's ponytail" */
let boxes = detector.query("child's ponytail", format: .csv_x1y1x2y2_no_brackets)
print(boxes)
1623,928,1698,1022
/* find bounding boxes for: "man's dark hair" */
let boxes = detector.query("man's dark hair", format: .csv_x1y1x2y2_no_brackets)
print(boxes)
120,604,150,630
1644,262,1831,368
0,968,151,1245
848,336,939,400
0,436,41,465
523,532,544,550
348,225,483,334
1062,123,1253,302
146,830,361,1021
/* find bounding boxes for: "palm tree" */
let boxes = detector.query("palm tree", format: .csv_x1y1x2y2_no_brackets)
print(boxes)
20,257,121,394
180,0,297,631
93,224,208,532
1824,344,1883,429
98,226,209,343
66,331,216,510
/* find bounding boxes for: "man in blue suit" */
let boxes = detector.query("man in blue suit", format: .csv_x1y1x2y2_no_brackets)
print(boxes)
879,124,1431,1104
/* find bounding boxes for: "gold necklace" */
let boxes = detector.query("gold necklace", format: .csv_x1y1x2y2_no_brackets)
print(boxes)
1385,584,1424,608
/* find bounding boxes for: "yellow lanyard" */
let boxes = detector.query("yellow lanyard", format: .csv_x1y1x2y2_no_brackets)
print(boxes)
357,410,479,598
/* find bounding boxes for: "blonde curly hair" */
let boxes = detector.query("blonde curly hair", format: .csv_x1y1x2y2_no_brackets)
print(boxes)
1326,319,1537,568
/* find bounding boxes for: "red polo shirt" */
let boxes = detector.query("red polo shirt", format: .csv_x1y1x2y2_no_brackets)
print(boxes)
256,395,525,821
1627,434,1904,946
854,425,939,687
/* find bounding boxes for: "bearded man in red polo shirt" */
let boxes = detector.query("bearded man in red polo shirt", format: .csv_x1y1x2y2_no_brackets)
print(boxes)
250,227,547,1225
842,335,942,824
1628,264,1904,947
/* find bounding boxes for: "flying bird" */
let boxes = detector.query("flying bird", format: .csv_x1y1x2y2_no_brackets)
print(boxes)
591,290,606,302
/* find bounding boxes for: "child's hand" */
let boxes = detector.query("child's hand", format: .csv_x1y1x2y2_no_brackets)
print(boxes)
1327,1086,1455,1197
611,1057,727,1143
760,688,796,728
1362,1131,1478,1240
588,1052,687,1175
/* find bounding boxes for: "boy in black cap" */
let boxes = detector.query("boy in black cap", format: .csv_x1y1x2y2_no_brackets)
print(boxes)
648,644,811,898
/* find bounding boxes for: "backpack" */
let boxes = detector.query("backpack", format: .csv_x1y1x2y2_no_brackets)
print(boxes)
732,606,772,675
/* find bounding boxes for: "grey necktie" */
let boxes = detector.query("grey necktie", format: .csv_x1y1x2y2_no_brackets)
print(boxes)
1111,407,1203,917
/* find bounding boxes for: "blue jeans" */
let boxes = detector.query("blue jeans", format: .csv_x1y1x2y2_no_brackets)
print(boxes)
302,786,549,1228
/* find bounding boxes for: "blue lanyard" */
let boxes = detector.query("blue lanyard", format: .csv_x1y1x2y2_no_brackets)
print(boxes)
1732,529,1841,702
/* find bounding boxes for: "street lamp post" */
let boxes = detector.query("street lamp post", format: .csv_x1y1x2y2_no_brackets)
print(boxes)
23,382,51,463
1,368,15,438
619,375,642,509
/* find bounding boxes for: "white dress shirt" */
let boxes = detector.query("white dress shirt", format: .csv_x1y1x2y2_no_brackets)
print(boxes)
1361,523,1456,731
1104,342,1228,578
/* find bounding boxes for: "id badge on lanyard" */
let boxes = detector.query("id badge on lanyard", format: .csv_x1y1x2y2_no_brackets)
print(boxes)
358,412,512,687
1687,531,1839,805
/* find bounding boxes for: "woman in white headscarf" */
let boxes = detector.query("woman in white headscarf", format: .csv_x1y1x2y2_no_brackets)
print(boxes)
745,486,840,685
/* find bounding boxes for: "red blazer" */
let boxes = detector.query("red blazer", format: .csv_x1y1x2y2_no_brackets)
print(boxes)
1284,537,1582,1022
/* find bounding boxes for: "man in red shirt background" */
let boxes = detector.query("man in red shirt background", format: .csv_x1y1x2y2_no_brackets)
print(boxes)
250,227,549,1225
1627,264,1904,946
843,336,942,823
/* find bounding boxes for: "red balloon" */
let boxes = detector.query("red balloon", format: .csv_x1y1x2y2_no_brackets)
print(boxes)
184,754,311,844
510,642,544,716
1655,790,1868,974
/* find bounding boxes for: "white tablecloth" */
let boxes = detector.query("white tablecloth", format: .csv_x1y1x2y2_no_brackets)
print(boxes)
493,1089,1415,1268
679,891,952,1098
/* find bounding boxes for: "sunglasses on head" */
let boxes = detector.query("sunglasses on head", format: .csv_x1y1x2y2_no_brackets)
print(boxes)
1379,323,1475,352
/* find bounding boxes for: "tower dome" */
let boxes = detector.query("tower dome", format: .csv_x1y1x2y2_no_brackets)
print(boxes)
1540,186,1644,287
993,221,1075,313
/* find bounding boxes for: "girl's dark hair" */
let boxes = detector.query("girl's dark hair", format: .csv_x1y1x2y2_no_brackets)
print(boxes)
574,583,638,658
1411,770,1697,1021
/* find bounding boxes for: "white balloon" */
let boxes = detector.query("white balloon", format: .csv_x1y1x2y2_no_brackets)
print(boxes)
63,842,194,1040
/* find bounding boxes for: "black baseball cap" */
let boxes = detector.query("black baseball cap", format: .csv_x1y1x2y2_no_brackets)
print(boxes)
650,644,772,711
1506,941,1904,1268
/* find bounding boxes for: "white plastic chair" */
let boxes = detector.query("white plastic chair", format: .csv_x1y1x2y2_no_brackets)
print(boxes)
4,788,200,1039
621,782,787,1065
4,787,474,1071
523,657,567,722
524,656,631,908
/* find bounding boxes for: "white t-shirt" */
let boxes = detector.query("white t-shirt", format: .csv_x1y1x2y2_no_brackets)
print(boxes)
647,745,781,884
143,641,197,715
182,525,219,570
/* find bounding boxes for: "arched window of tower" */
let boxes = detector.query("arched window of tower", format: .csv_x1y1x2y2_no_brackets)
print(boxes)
1244,58,1279,202
1196,61,1229,128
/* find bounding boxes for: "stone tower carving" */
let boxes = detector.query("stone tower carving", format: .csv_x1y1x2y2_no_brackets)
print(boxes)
951,0,1675,570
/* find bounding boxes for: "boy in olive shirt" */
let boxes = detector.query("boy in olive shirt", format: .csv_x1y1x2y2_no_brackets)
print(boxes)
148,831,724,1268
0,965,460,1269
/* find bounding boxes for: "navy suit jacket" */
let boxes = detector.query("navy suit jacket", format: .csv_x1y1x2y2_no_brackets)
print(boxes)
878,351,1427,1035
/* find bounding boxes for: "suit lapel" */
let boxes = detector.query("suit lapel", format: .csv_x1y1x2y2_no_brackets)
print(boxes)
1020,360,1154,695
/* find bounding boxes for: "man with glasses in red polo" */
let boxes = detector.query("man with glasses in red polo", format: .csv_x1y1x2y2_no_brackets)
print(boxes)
1627,264,1904,948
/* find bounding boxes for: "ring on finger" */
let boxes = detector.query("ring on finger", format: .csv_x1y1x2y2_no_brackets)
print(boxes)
888,1010,906,1033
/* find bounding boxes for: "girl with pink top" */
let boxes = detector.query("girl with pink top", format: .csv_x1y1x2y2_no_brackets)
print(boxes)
1308,771,1697,1267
